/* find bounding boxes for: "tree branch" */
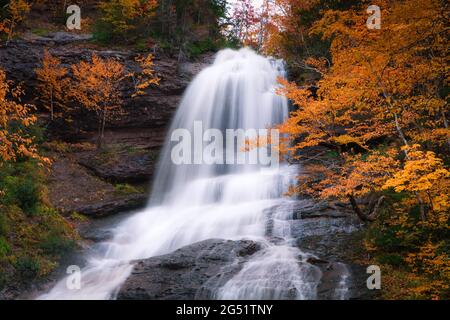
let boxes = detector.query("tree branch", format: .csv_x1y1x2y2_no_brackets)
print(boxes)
349,195,385,222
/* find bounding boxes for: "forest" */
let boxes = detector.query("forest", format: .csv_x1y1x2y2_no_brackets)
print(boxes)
0,0,448,301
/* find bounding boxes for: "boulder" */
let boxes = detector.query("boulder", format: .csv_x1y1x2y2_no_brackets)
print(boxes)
117,239,261,300
292,200,349,219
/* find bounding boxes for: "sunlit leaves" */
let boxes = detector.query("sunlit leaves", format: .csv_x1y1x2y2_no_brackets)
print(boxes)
35,49,69,121
131,53,160,97
0,69,44,164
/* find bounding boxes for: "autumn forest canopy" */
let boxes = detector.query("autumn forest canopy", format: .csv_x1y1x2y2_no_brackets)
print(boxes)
0,0,449,300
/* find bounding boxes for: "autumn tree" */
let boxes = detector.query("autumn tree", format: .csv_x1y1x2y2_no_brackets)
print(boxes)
130,53,160,97
274,0,449,298
35,49,69,121
278,0,448,220
0,68,40,163
261,0,355,79
70,54,126,148
97,0,158,41
157,0,227,39
0,0,31,44
230,0,259,47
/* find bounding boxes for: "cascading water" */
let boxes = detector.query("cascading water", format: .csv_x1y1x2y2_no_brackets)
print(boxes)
40,48,325,300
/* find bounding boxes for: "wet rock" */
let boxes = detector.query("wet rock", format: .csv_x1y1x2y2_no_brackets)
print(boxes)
78,227,113,243
291,199,372,299
117,239,261,300
292,200,349,219
73,193,148,218
316,262,352,300
21,31,93,44
77,150,158,183
307,257,329,265
78,211,135,242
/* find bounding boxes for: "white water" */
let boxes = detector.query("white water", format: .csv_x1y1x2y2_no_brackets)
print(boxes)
40,48,323,300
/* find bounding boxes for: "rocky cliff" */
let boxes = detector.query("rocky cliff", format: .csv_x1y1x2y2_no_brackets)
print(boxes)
0,32,213,134
0,33,213,218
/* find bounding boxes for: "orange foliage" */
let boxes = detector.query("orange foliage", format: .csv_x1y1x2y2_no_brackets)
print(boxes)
0,68,44,164
0,0,31,43
131,53,160,97
35,49,69,121
70,54,126,148
277,0,448,207
274,0,449,299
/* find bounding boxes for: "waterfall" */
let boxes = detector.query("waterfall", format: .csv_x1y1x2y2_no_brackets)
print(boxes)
39,48,323,300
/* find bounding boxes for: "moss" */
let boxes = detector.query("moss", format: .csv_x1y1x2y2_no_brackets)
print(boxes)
70,212,89,222
31,28,50,37
0,237,10,258
114,183,140,195
125,145,142,155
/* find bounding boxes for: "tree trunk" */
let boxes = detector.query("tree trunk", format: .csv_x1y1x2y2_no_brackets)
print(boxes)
96,113,103,149
349,195,385,222
100,109,107,149
368,59,430,221
417,193,427,221
50,87,54,121
6,22,14,46
442,110,450,148
394,112,409,151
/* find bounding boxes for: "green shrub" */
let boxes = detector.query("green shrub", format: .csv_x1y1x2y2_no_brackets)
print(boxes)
187,39,216,57
15,177,40,215
15,257,40,280
135,38,150,52
93,20,114,44
377,253,404,267
40,233,76,256
0,161,42,216
0,212,7,236
0,237,10,258
0,273,6,290
1,176,40,215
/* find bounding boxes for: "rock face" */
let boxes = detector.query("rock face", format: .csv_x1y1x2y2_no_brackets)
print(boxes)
291,199,376,300
0,34,213,134
117,239,261,300
73,193,148,218
21,31,94,44
0,34,212,218
47,152,149,218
